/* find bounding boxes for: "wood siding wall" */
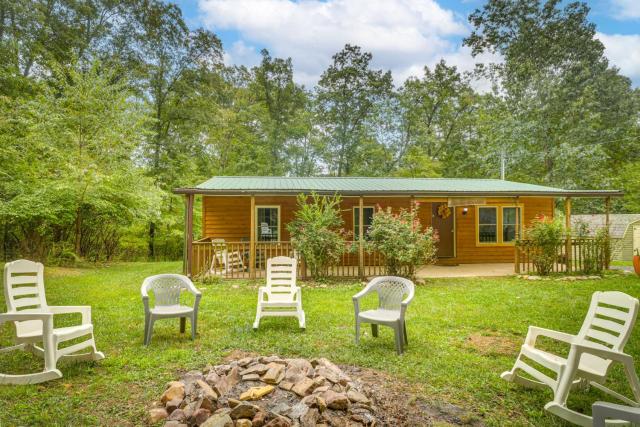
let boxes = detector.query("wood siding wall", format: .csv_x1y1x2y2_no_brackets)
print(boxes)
454,197,554,263
201,195,555,264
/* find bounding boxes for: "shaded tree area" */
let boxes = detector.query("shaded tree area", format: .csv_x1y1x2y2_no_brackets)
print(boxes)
1,0,638,263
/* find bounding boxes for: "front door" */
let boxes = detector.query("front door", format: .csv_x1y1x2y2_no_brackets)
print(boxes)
432,203,455,258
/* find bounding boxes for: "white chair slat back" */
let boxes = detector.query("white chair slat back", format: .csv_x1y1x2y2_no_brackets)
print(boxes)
266,257,296,301
577,291,639,374
4,260,49,337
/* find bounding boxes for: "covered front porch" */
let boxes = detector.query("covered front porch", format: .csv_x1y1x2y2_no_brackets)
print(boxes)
175,176,624,280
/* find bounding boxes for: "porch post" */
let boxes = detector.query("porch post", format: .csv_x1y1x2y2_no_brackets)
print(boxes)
184,193,194,277
565,197,572,273
514,197,520,274
358,195,364,278
605,196,611,269
250,195,256,279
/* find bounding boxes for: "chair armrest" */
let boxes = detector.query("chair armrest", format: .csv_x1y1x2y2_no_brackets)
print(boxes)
0,312,53,322
48,306,92,324
572,342,634,364
0,312,55,340
353,285,375,301
524,326,576,347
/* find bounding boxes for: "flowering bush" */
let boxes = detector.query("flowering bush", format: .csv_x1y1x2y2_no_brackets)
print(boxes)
523,215,565,275
287,192,350,279
366,202,438,279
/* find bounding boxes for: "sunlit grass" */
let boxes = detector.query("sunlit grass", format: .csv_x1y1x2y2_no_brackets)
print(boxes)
1,262,639,425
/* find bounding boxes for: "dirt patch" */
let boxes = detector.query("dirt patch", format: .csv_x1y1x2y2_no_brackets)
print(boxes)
464,333,519,356
340,365,483,426
222,349,260,363
45,267,84,278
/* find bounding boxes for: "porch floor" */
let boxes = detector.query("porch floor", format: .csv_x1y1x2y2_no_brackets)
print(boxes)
415,263,515,279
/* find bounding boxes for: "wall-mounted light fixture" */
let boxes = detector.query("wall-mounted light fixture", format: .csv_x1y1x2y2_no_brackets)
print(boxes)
462,207,469,215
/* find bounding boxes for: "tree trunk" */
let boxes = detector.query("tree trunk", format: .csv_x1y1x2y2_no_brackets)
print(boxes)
74,208,82,256
148,222,155,260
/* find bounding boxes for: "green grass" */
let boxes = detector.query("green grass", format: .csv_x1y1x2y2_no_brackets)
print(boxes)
611,260,633,267
1,263,640,426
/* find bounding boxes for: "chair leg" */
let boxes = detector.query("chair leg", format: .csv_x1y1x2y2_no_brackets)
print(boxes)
145,319,155,346
253,306,262,330
191,314,197,340
144,313,150,345
394,325,403,355
403,320,408,345
371,324,378,338
180,317,186,334
355,318,361,345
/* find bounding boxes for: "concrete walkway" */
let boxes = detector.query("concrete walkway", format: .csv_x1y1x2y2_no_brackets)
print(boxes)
416,263,515,279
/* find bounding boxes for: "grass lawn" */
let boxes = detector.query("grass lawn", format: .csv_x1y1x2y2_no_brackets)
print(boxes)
611,260,633,267
1,262,640,426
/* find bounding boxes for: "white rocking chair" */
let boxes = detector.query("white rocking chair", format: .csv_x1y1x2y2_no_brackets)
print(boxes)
502,291,640,426
0,260,104,385
209,239,245,275
253,256,305,330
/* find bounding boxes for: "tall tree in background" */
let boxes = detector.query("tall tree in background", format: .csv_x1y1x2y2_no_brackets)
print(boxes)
251,49,310,174
316,44,393,176
464,0,640,200
130,0,223,257
393,61,477,177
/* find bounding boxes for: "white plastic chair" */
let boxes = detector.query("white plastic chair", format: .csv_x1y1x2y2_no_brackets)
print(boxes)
502,291,640,426
141,274,201,346
0,260,104,385
253,256,304,330
353,276,415,355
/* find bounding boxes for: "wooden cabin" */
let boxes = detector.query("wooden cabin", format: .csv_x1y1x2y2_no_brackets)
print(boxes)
174,177,622,278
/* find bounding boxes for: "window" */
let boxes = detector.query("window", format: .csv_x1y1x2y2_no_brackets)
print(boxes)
256,206,279,241
478,207,498,243
353,207,374,240
476,205,523,245
502,207,521,243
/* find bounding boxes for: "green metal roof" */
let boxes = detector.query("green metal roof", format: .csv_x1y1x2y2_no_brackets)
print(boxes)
174,176,622,197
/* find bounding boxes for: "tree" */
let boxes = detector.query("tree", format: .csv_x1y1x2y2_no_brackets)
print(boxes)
250,49,310,174
393,61,477,177
316,44,393,176
463,0,640,204
0,62,156,261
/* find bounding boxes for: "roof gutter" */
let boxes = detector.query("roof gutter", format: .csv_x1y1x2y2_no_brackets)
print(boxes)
172,188,624,198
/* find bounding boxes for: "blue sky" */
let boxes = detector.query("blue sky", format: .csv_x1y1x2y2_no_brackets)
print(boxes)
172,0,640,87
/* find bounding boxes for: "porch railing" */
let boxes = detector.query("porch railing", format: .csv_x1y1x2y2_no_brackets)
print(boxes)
191,239,385,279
515,237,608,274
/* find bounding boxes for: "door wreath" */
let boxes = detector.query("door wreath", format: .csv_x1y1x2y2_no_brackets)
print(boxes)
437,204,451,219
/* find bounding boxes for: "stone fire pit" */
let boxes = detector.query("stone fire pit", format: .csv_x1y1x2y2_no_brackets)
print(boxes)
149,355,380,427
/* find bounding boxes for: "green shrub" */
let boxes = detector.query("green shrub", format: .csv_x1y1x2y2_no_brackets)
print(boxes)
287,192,350,279
366,203,438,279
582,227,610,274
523,216,565,275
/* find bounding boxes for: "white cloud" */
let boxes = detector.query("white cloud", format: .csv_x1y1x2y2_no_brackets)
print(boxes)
198,0,486,87
597,32,640,84
611,0,640,20
223,40,261,68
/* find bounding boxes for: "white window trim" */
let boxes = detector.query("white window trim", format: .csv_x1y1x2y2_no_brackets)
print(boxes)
256,205,281,242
